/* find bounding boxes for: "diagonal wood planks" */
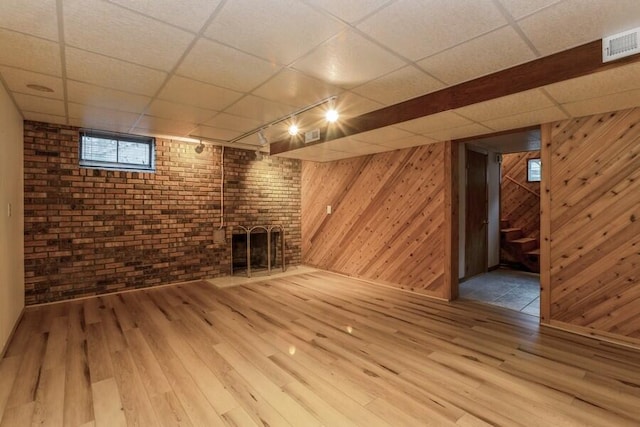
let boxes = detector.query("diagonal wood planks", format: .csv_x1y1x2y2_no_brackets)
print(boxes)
547,107,640,342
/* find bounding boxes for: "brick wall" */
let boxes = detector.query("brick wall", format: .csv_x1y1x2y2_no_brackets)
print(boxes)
23,121,301,304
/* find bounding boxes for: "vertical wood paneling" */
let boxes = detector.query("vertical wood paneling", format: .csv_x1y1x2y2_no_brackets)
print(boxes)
500,151,540,240
444,142,459,300
540,125,552,324
301,144,448,298
548,107,640,341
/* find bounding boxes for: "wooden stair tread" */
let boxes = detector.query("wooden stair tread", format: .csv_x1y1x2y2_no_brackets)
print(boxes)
501,227,521,232
526,248,540,255
511,237,536,243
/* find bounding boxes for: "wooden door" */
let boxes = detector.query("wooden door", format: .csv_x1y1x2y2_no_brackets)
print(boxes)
465,149,488,278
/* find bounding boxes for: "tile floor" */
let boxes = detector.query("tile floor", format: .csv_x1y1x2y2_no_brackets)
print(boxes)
459,268,540,317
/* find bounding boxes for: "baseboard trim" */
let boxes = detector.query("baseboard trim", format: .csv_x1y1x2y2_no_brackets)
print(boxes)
545,320,640,351
0,307,25,359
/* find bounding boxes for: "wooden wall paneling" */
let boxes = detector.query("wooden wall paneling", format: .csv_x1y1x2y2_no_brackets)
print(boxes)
540,124,552,324
547,107,640,343
444,141,459,301
301,144,448,298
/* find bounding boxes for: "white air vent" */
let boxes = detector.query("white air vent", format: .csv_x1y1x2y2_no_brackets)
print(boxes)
304,128,320,143
603,27,640,62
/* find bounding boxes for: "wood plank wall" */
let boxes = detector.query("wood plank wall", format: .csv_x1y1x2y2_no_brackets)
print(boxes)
301,144,448,298
501,151,540,240
546,107,640,343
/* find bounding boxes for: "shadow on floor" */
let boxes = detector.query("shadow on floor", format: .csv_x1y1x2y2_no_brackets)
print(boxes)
459,268,540,317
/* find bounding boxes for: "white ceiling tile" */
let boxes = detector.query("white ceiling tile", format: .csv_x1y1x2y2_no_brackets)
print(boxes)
277,148,351,162
291,30,406,89
562,89,640,118
350,126,415,144
334,91,384,119
224,95,296,123
518,0,640,55
204,0,344,65
305,0,392,24
177,38,279,92
0,0,58,41
64,0,194,71
357,0,507,61
395,111,472,134
0,29,61,76
204,113,262,133
66,48,166,96
252,68,341,108
323,137,391,154
145,99,217,123
135,116,197,136
544,62,640,104
24,112,67,125
497,0,562,19
351,65,445,105
67,81,151,113
417,26,536,86
157,76,243,111
68,103,141,132
0,66,63,99
375,134,438,149
107,0,223,32
455,89,555,122
13,93,65,116
191,125,244,142
425,123,494,142
482,106,568,130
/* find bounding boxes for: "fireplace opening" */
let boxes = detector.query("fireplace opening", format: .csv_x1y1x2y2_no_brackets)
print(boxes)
231,226,284,276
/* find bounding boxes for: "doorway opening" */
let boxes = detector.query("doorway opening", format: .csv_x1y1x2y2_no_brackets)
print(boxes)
458,128,541,316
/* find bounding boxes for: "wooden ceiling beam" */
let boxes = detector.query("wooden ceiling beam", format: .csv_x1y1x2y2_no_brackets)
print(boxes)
270,40,640,155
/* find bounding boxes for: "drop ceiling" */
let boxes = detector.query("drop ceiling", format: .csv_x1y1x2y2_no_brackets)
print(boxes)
1,0,639,160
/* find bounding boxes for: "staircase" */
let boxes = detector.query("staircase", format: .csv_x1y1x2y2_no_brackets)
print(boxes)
500,219,539,273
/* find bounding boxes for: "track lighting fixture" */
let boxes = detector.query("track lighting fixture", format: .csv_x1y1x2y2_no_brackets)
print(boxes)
258,130,268,145
325,98,339,123
195,141,205,154
217,95,340,145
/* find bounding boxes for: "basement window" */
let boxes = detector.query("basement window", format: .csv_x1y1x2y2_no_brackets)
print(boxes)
79,130,155,172
527,158,541,182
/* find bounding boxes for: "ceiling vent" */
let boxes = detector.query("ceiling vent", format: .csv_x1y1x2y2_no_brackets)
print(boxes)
304,128,321,143
603,27,640,62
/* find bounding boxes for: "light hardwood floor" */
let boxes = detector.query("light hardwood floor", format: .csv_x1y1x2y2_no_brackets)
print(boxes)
1,270,639,426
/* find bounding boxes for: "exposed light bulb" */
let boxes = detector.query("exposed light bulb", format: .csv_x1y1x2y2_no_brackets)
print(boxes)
325,108,339,123
288,124,299,136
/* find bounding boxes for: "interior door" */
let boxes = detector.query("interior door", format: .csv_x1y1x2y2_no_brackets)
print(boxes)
465,148,488,278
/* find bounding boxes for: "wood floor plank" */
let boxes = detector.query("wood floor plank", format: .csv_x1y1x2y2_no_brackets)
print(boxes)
110,348,161,426
5,330,47,408
31,366,65,427
220,406,261,427
2,271,639,426
214,342,323,426
0,402,35,427
0,357,21,423
85,322,114,383
149,392,193,427
91,378,127,427
63,303,94,427
42,315,69,370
